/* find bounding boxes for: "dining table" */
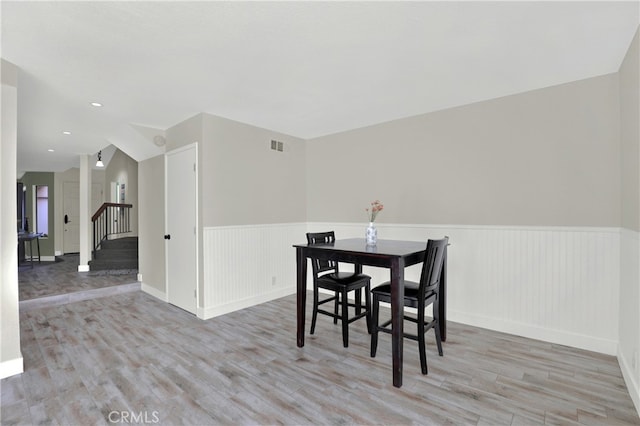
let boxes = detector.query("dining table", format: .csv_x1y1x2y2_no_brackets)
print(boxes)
294,238,447,388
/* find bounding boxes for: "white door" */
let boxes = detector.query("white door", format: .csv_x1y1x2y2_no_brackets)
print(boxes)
63,182,80,253
165,144,198,315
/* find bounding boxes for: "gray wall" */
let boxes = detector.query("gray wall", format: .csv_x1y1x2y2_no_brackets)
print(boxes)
105,149,139,236
166,113,204,152
621,28,640,232
19,172,55,256
164,113,306,307
138,155,166,293
307,73,621,227
618,26,640,406
165,112,307,227
201,113,307,226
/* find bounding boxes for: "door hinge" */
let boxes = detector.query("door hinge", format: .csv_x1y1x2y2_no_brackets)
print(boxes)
194,289,197,298
193,163,196,172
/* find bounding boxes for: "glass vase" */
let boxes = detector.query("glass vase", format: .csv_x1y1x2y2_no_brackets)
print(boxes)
366,222,377,245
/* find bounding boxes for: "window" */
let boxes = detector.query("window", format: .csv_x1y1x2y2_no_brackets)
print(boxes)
35,185,48,236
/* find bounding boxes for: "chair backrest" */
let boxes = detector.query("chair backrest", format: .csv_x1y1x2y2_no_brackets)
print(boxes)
418,237,449,299
306,231,339,276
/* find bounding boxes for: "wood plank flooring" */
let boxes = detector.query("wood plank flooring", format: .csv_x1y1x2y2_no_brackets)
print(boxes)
2,289,638,425
18,254,138,301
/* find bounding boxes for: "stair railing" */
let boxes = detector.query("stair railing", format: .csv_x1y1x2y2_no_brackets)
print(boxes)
92,202,133,256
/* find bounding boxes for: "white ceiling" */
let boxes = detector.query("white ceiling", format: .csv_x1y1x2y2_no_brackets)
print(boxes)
2,1,639,175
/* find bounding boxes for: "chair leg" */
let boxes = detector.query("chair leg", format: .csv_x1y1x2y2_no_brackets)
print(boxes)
434,320,443,356
365,282,371,334
418,309,428,375
333,291,339,324
341,289,349,347
433,299,443,356
370,293,379,357
310,285,319,335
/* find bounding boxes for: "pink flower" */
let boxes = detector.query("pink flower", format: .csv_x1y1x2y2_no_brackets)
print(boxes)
366,200,384,222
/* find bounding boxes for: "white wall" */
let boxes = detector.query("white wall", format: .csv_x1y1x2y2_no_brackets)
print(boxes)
201,223,305,319
1,59,22,379
201,222,620,357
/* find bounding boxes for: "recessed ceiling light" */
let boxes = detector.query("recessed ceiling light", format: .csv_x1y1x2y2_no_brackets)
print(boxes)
90,102,103,107
47,149,55,152
62,131,71,135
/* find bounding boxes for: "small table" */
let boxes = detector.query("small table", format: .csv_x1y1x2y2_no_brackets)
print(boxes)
294,238,447,388
18,232,43,268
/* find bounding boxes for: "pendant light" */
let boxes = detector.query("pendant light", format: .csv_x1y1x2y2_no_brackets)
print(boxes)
96,150,104,168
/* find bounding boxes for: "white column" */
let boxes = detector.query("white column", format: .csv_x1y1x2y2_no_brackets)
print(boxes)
78,154,92,271
0,59,23,379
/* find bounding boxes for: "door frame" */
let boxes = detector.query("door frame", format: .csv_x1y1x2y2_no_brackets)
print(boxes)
164,142,199,314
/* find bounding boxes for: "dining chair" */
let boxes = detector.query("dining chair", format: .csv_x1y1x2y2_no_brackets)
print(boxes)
306,231,372,347
370,236,448,374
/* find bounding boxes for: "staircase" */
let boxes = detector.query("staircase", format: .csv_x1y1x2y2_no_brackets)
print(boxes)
89,237,138,272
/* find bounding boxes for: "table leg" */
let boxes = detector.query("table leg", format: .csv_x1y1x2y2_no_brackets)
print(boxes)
36,236,41,264
354,263,363,315
390,258,404,388
29,239,34,269
440,244,447,342
296,247,307,347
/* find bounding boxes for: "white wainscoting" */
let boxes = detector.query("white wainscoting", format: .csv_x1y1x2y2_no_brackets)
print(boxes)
320,223,622,355
204,222,621,356
619,227,640,414
201,223,307,319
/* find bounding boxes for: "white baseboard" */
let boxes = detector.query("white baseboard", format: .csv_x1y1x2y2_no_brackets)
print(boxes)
78,264,89,272
141,283,167,302
199,286,293,320
619,346,640,417
450,310,617,355
0,356,23,379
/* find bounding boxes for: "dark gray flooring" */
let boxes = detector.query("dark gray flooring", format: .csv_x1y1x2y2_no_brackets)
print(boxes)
18,254,138,302
4,256,639,425
2,286,639,425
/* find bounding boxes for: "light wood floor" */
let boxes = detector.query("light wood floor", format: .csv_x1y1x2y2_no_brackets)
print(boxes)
1,288,638,425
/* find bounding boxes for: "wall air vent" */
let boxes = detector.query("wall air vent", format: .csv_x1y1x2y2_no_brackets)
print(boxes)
270,139,284,152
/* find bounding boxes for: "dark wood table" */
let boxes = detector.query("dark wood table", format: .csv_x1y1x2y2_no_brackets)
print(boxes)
294,238,447,388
